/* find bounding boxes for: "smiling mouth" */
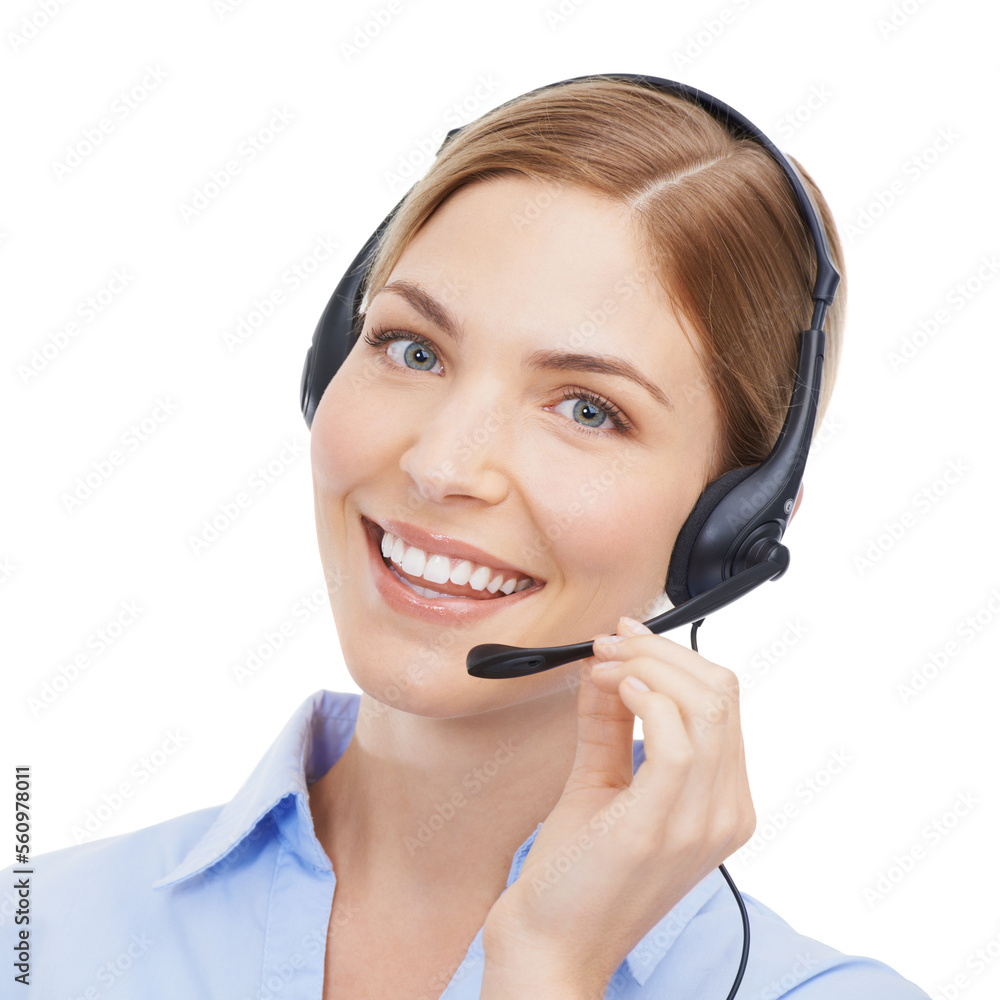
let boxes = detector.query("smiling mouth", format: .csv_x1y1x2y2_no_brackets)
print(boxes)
363,516,543,602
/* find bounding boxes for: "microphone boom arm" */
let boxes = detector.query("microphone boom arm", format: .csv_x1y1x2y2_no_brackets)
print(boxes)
466,548,788,679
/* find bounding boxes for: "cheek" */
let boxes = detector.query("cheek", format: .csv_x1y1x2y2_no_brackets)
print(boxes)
309,366,392,497
523,448,658,584
531,449,696,604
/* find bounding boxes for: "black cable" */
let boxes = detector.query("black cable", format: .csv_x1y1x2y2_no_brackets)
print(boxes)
689,617,750,999
690,618,705,652
718,862,751,1000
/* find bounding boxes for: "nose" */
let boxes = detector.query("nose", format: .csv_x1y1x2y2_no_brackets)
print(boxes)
398,386,509,505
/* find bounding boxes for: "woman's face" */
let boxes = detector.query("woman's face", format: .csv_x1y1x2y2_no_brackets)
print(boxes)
311,175,721,719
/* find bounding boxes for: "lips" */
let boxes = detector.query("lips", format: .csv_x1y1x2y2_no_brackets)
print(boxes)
361,514,544,622
374,516,540,582
363,516,527,600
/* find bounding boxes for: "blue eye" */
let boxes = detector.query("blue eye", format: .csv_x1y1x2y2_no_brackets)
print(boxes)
363,326,442,373
552,390,631,435
361,324,633,436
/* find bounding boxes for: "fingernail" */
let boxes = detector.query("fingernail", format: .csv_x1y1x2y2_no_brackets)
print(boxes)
625,676,650,691
620,616,652,635
593,659,622,671
594,633,627,645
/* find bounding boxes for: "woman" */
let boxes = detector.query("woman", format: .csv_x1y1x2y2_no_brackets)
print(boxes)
10,75,928,999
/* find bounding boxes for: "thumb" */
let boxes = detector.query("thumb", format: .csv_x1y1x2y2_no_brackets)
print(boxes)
565,616,646,794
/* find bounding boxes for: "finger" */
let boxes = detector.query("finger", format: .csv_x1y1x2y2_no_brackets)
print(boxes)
618,678,752,857
596,656,745,840
592,631,740,710
563,660,637,796
613,620,752,854
590,654,736,740
612,679,697,829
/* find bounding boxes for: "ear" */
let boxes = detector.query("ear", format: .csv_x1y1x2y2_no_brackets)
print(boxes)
789,481,805,523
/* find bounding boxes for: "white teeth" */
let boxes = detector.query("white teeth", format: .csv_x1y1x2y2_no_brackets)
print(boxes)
378,528,535,596
401,546,426,577
423,553,452,585
388,563,462,599
390,535,406,565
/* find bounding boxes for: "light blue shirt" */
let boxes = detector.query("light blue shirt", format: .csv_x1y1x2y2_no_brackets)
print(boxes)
4,690,929,998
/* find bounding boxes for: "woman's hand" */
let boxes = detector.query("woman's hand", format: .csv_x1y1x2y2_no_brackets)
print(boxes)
480,614,756,999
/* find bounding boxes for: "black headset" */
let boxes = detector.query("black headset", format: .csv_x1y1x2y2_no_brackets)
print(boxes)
299,73,840,681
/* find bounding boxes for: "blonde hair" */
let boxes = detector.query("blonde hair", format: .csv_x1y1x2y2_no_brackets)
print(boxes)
360,77,846,483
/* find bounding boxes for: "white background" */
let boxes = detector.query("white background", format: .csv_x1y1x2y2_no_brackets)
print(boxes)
3,0,998,997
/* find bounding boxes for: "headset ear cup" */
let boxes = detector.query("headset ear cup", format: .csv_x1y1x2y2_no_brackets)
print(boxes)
666,466,759,606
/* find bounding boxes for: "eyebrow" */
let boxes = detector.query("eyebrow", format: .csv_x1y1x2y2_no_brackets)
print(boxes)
372,279,674,412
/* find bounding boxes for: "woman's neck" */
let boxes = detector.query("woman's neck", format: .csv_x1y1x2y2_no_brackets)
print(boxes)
308,683,581,908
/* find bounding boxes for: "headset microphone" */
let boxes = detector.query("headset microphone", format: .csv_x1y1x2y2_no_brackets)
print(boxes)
466,558,786,678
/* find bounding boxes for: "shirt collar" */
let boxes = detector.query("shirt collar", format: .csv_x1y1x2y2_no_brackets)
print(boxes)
151,689,726,987
152,690,357,888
